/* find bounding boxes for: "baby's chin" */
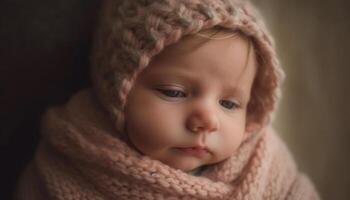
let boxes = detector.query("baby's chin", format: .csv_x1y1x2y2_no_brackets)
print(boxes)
160,157,210,172
163,154,232,173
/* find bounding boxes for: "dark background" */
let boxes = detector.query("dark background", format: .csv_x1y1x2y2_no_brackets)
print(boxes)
0,0,100,199
1,0,350,199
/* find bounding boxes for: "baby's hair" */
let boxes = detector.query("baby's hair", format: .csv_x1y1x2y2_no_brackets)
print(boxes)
189,26,275,130
194,28,240,40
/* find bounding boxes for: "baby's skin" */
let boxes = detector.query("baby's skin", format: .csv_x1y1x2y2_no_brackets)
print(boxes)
125,33,257,171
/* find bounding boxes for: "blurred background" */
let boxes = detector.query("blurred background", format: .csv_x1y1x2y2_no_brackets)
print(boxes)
1,0,349,199
253,0,350,199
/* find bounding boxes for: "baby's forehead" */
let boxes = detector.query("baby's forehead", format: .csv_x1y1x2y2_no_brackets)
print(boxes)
154,32,251,59
136,36,256,98
141,34,256,78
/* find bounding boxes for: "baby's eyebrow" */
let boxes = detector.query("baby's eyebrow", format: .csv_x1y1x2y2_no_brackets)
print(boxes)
228,87,245,96
143,67,196,80
224,85,249,100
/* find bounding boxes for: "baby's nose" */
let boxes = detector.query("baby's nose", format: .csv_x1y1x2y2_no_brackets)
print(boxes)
186,107,219,134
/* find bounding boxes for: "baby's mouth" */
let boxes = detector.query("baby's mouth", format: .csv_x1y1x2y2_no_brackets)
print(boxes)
175,146,211,158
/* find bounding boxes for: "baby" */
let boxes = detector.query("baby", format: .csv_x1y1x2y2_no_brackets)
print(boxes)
16,0,320,199
124,29,257,173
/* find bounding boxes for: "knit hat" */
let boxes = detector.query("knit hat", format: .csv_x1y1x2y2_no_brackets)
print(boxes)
90,0,284,133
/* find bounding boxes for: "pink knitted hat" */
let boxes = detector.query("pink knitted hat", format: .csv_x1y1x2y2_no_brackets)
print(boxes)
90,0,284,132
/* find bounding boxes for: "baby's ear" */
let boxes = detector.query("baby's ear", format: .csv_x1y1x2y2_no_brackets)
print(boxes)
243,122,259,141
245,121,261,135
245,122,259,132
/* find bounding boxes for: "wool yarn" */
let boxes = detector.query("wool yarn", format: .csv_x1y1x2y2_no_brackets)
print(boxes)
15,0,321,199
15,90,320,199
90,0,284,132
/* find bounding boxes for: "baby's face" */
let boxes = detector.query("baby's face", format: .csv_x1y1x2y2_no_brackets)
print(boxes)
125,34,256,171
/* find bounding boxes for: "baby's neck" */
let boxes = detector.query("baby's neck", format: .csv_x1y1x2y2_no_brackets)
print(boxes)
187,165,208,176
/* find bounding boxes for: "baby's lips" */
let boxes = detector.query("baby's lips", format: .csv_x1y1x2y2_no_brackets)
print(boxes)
175,146,210,158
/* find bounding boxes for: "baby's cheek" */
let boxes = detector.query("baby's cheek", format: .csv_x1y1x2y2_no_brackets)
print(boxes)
127,109,175,145
219,124,246,153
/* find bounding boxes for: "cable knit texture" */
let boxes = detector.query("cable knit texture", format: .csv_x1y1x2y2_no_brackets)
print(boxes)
16,0,320,199
90,0,284,131
16,90,319,200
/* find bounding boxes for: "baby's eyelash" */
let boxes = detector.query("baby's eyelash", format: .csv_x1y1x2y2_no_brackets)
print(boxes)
155,88,240,109
157,89,187,98
219,99,240,110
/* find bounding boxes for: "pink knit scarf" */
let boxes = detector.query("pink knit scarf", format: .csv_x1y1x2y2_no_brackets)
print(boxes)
16,89,319,200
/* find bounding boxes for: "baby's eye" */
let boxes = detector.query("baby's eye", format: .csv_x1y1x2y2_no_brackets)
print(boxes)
157,89,187,98
219,100,239,110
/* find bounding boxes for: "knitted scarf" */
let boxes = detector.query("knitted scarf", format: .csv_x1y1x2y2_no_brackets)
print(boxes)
15,89,319,200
